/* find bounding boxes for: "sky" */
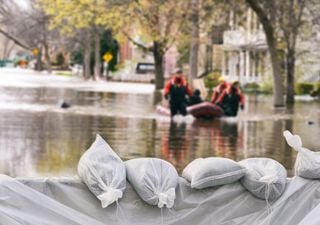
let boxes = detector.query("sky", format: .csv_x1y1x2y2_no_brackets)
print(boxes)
13,0,30,9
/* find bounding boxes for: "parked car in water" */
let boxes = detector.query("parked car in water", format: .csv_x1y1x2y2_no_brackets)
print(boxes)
135,62,155,74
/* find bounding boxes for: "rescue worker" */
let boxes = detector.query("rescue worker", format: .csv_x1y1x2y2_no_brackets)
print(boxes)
211,77,230,104
215,81,245,117
164,68,192,117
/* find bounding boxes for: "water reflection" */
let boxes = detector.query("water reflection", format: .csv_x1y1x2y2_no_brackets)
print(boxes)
0,84,318,177
161,122,189,172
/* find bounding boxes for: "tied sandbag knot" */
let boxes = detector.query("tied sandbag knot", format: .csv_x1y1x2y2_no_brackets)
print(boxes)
283,130,302,151
259,175,277,184
157,188,176,208
98,184,123,208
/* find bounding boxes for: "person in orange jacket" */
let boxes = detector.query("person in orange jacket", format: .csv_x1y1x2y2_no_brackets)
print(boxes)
164,69,192,117
215,81,245,117
211,77,230,104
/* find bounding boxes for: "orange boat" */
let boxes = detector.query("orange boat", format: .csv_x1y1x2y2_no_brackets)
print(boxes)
156,102,224,119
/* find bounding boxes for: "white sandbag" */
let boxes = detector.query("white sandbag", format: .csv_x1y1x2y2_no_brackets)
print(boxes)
125,158,178,208
284,130,320,179
182,157,246,189
77,134,126,208
239,158,287,200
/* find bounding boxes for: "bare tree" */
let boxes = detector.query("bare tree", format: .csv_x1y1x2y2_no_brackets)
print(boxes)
189,0,200,81
20,0,61,73
0,38,15,60
0,0,32,51
246,0,307,106
0,0,60,72
246,0,285,107
74,30,93,79
279,0,306,104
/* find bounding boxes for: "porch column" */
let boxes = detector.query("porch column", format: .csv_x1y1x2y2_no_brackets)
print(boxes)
230,51,236,79
251,52,256,82
245,50,250,80
222,51,226,77
239,50,245,84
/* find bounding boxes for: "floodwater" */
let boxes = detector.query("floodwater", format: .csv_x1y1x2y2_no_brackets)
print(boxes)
0,69,319,177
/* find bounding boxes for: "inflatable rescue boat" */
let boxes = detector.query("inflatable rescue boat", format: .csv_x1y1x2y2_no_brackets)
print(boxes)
156,102,224,119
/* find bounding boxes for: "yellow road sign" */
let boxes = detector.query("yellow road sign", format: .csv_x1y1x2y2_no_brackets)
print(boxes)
32,48,39,56
103,53,113,62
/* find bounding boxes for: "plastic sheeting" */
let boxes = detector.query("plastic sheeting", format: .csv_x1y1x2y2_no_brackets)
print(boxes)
0,175,320,225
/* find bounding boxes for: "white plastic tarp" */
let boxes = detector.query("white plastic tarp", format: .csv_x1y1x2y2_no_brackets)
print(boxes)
1,175,320,225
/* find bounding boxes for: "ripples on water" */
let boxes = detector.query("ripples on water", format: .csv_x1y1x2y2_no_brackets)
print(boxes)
0,82,319,177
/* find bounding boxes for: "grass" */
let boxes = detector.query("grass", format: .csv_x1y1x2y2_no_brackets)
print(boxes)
53,70,73,77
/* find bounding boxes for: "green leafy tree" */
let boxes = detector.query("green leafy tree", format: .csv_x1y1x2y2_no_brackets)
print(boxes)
38,0,127,78
123,0,189,89
100,30,119,72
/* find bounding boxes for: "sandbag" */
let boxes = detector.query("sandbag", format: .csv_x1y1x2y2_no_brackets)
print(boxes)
182,157,246,189
239,158,287,200
284,130,320,179
77,134,126,208
125,158,178,208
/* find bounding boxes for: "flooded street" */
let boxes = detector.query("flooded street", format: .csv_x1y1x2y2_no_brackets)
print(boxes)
0,69,319,177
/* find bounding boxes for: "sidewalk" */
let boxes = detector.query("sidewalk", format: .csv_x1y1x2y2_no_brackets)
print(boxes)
0,68,155,94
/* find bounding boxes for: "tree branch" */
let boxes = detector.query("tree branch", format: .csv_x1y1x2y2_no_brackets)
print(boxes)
0,29,31,50
246,0,276,47
122,30,153,52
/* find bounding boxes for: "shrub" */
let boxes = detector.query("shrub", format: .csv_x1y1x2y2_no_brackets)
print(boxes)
259,75,274,94
243,83,260,93
295,83,314,95
315,82,320,91
310,82,320,97
54,71,73,76
204,70,221,90
243,83,260,89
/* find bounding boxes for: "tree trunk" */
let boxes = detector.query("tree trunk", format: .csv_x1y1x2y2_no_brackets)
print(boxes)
268,45,284,107
286,49,295,104
35,47,43,71
189,0,200,82
43,43,52,74
246,0,285,107
2,39,10,60
94,33,101,80
5,44,14,60
83,43,92,79
153,41,165,90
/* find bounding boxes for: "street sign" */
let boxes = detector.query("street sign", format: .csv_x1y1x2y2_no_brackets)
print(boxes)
32,48,39,56
103,53,113,62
